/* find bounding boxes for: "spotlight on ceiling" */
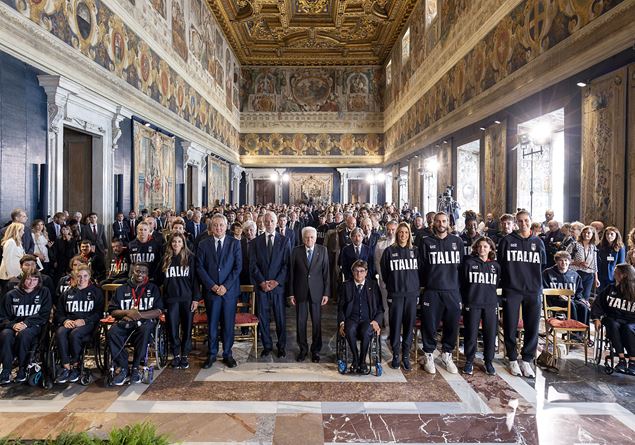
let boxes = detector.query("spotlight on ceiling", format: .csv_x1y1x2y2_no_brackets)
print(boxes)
576,81,587,87
494,120,501,124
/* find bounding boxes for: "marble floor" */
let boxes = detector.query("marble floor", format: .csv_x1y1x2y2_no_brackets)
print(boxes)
0,302,633,444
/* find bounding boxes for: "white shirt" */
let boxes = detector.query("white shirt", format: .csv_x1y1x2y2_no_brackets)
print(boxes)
214,236,225,250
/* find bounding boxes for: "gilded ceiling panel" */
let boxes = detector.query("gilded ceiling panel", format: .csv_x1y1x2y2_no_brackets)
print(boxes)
205,0,419,65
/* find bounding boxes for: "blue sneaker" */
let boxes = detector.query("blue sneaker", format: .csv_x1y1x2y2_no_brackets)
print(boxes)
130,368,142,384
463,362,474,375
485,362,496,376
68,367,81,383
55,368,70,384
112,368,129,386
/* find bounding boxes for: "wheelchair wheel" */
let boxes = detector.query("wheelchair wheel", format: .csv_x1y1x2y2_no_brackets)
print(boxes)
28,369,43,387
80,370,92,386
336,334,348,374
152,322,169,370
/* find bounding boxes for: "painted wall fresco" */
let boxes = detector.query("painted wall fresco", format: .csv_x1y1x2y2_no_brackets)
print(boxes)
240,67,383,113
385,0,624,155
240,133,383,157
207,155,229,205
3,0,240,151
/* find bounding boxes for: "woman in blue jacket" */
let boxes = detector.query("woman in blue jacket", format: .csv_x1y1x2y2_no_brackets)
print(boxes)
597,226,625,293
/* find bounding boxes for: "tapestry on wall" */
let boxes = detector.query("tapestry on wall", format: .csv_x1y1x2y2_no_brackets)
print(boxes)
207,156,229,205
289,173,333,205
483,120,506,219
133,121,175,212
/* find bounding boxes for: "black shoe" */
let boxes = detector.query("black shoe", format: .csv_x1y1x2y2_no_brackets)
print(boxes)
390,356,400,369
627,362,635,376
311,354,320,363
349,364,359,373
0,370,11,385
179,356,190,369
261,348,272,357
130,368,142,384
68,367,81,383
296,352,306,362
171,356,181,369
15,368,27,383
484,362,496,376
277,348,286,358
358,364,369,374
55,368,70,384
223,356,237,368
463,362,474,375
202,356,216,369
402,358,412,371
615,359,628,373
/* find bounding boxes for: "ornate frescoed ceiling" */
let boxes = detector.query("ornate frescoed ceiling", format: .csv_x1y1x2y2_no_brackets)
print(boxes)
205,0,419,65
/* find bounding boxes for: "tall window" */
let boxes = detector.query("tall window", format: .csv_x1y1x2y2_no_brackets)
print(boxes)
516,108,565,221
422,156,438,215
402,27,410,62
386,59,392,85
425,0,437,27
456,140,480,216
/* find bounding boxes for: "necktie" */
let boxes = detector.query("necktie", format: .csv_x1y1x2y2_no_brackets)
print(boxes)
355,246,360,257
55,224,60,237
216,239,222,257
131,220,135,235
93,225,97,237
307,249,313,264
267,234,273,258
194,225,198,238
357,284,363,294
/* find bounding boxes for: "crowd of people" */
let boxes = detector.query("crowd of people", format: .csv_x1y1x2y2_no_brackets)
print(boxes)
0,202,634,385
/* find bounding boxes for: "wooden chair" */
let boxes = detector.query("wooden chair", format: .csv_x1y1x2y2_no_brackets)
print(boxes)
101,283,123,312
542,288,589,363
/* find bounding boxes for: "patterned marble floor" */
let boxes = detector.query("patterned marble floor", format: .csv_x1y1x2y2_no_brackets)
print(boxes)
0,302,633,444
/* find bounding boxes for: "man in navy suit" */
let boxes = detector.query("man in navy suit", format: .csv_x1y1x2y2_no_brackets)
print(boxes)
276,214,295,248
289,226,330,363
45,212,66,243
81,212,108,256
250,211,290,358
360,218,380,257
112,212,129,243
186,210,206,242
287,211,303,247
196,213,242,369
339,227,374,282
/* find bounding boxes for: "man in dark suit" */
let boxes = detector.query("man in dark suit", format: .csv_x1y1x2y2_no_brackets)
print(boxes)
250,211,290,358
196,213,242,369
186,210,206,241
0,208,34,254
339,228,374,282
338,260,383,373
289,226,330,363
276,214,295,248
287,212,303,247
45,212,66,243
127,210,139,241
81,212,108,256
361,218,380,256
112,212,129,244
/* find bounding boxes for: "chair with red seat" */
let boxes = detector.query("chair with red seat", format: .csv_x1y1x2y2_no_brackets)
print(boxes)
542,288,589,363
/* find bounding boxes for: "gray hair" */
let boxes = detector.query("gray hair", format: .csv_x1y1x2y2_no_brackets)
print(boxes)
302,226,317,237
264,211,278,223
351,227,364,237
211,213,228,225
242,220,257,232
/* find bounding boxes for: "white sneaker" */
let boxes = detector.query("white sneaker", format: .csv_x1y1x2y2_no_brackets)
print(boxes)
423,353,436,374
508,360,522,376
519,360,535,378
441,352,458,374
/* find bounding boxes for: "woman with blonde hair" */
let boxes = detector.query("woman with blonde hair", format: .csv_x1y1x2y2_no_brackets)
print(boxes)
0,223,26,280
31,219,52,275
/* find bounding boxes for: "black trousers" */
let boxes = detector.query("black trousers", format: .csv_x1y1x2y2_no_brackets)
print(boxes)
0,326,41,370
345,319,373,366
166,300,193,357
107,320,155,369
296,298,322,355
420,290,462,354
463,305,497,364
501,292,541,362
257,288,286,351
388,295,417,358
55,324,95,365
603,317,635,356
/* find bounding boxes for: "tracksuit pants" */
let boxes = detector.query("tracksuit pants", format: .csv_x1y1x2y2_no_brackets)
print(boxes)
420,290,461,354
107,321,155,369
55,324,95,365
603,317,635,356
463,306,497,364
388,295,417,358
501,292,541,362
0,326,41,370
166,300,194,357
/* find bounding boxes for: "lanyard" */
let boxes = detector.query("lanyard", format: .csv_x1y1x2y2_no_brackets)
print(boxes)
131,284,147,309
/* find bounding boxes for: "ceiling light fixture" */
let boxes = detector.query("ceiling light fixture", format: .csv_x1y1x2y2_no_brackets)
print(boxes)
576,81,587,87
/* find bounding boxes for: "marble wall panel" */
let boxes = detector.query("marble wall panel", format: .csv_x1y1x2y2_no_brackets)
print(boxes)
580,66,627,229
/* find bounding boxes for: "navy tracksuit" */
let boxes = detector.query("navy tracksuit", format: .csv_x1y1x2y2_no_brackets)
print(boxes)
127,238,163,283
0,286,52,370
542,266,588,324
419,234,465,354
591,285,635,356
163,255,199,357
497,232,546,361
107,281,163,369
249,232,290,352
461,256,500,364
55,284,103,365
380,244,420,358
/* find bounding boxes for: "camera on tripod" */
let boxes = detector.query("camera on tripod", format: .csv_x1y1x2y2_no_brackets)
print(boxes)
437,185,460,226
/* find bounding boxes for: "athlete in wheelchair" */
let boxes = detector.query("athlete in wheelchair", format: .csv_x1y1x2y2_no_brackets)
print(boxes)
106,262,163,385
0,271,52,384
337,260,383,375
52,264,103,384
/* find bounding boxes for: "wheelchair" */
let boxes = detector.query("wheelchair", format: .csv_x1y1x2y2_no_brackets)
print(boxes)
7,323,54,388
46,324,102,386
336,330,383,376
101,314,168,387
594,322,617,375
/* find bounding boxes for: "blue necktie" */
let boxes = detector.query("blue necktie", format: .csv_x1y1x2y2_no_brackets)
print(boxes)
307,249,313,265
216,239,222,257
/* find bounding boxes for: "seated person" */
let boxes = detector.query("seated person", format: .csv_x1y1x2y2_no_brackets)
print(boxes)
0,271,52,384
107,262,163,385
57,255,90,302
79,239,106,282
591,263,635,375
100,239,130,286
542,251,590,328
54,265,103,383
3,254,56,299
337,260,383,373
